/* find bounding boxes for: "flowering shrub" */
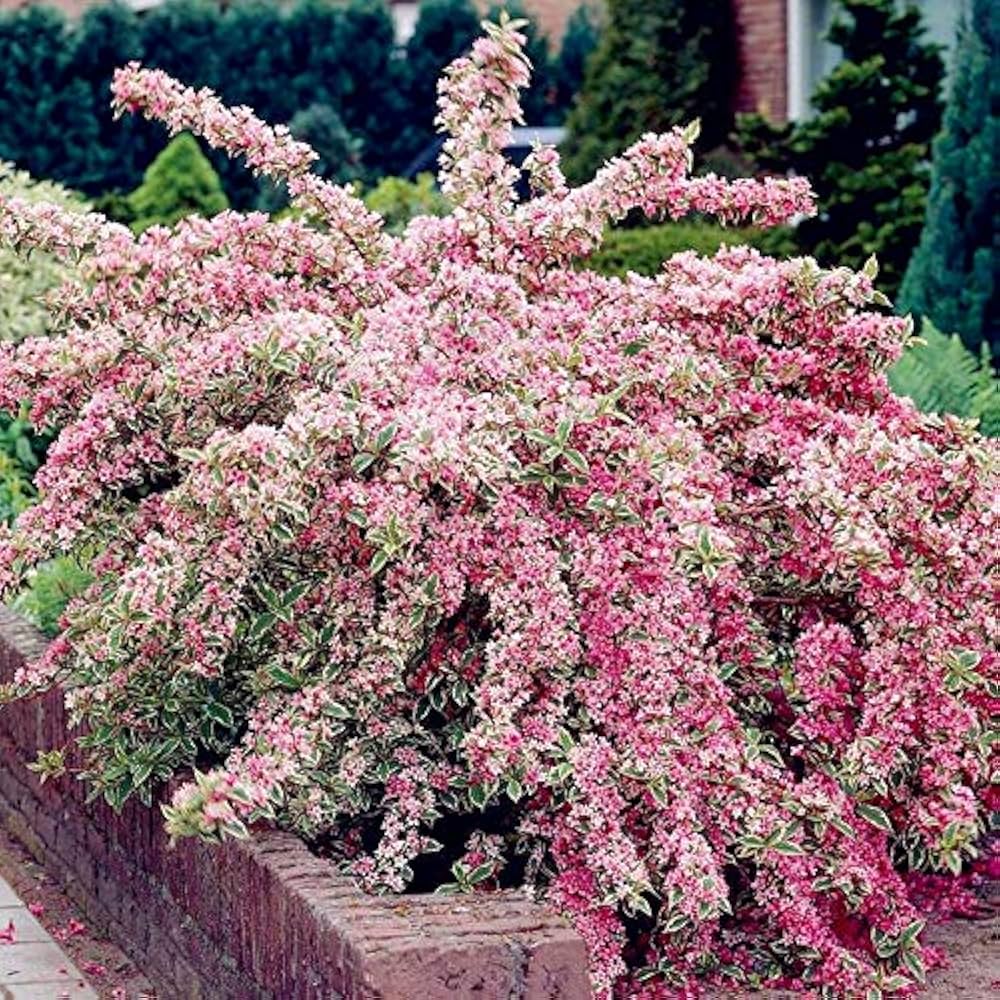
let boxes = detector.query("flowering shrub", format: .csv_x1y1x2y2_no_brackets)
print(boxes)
0,164,83,523
0,161,87,344
0,18,996,999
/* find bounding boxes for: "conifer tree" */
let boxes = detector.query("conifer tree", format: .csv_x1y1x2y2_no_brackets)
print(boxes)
65,2,146,193
126,133,229,233
555,4,600,115
394,0,480,171
899,0,997,354
0,7,77,185
739,0,944,296
560,0,738,183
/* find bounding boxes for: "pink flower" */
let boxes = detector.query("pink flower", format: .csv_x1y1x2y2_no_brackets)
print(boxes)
0,15,994,999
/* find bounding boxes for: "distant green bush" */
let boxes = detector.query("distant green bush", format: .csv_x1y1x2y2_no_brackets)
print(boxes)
737,0,944,297
0,447,33,526
363,173,450,235
13,556,92,637
0,163,78,521
0,161,87,342
124,133,229,233
889,320,998,436
560,0,738,183
581,222,786,278
0,0,569,204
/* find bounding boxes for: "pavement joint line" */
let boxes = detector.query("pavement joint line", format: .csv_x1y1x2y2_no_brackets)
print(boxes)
0,874,97,998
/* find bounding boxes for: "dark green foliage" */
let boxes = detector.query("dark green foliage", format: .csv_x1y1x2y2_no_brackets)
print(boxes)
216,1,295,121
0,6,77,184
0,414,41,525
0,0,406,203
899,0,998,355
554,4,600,115
257,104,364,213
138,0,224,89
124,133,229,233
581,222,776,278
560,0,739,183
292,104,365,185
64,3,149,192
396,0,481,171
0,0,574,203
324,1,408,173
739,0,944,298
206,0,403,204
889,321,999,436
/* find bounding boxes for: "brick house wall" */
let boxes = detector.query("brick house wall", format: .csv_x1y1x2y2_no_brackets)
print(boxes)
733,0,788,119
509,0,791,121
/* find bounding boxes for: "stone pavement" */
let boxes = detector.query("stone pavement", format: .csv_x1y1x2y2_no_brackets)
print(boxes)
0,874,96,999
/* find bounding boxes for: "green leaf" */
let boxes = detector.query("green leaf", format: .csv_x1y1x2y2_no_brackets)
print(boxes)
562,449,589,475
345,508,368,528
468,784,491,809
856,803,894,833
247,612,277,642
228,783,255,806
901,949,926,982
130,760,154,787
271,522,296,543
375,422,398,452
222,817,250,840
900,919,925,949
881,976,912,992
467,862,494,885
204,702,234,728
772,840,806,857
268,666,302,690
681,118,701,145
830,816,856,838
352,452,377,475
280,581,311,608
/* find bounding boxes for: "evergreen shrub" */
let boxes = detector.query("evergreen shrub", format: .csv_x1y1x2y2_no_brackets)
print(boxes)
899,0,998,355
739,0,944,297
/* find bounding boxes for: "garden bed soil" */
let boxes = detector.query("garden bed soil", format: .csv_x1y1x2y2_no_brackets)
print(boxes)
0,606,996,999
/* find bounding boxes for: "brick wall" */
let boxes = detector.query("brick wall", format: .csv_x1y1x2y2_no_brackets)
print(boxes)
0,608,591,999
733,0,788,120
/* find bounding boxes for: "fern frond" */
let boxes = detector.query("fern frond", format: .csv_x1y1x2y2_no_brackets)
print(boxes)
889,320,999,436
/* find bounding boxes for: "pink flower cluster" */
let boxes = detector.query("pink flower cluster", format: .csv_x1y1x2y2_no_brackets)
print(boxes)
0,17,995,999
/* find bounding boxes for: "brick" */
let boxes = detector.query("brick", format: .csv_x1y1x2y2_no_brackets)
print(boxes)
733,0,788,120
0,609,591,998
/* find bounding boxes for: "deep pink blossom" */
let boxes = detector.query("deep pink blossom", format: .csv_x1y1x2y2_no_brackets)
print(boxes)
0,15,995,999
